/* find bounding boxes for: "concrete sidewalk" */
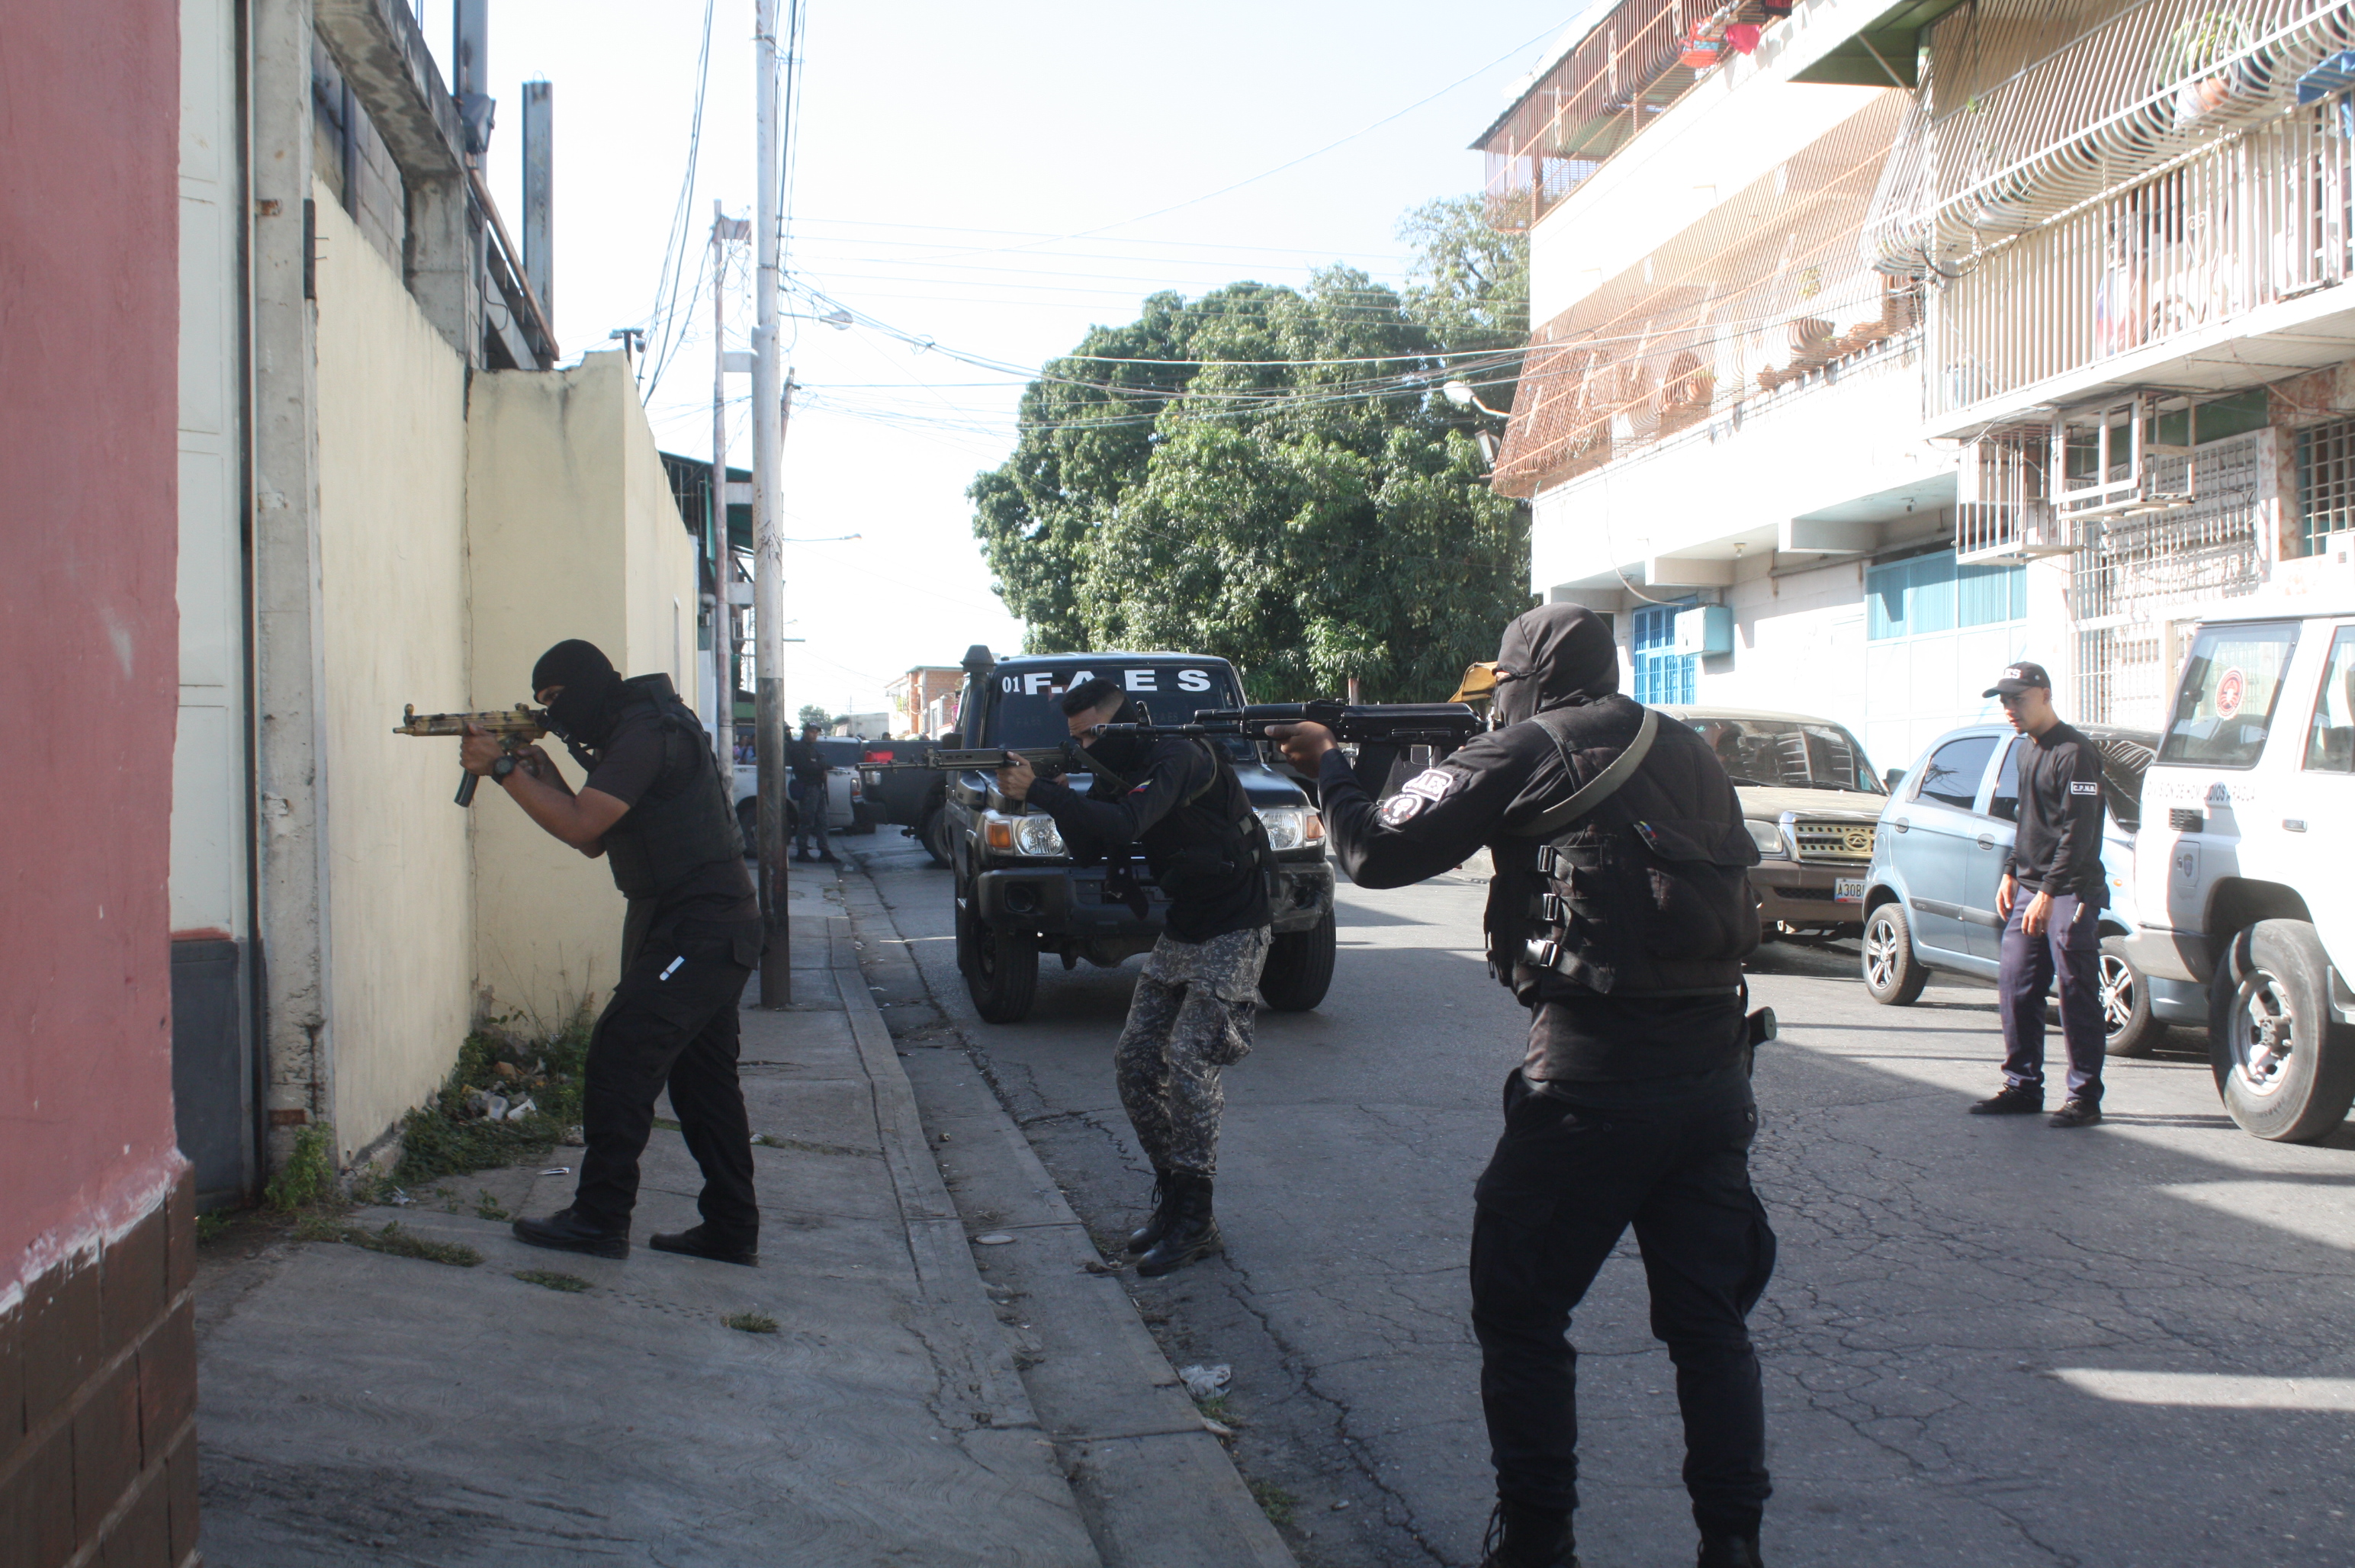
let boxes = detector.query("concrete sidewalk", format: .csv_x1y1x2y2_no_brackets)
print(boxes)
194,872,1100,1566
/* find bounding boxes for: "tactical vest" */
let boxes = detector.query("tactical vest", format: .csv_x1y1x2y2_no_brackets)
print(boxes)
596,673,745,901
1487,702,1760,1003
1092,739,1275,911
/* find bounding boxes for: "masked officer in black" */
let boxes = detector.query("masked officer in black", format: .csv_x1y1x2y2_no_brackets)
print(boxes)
996,676,1274,1277
1272,604,1775,1568
461,639,763,1264
1969,660,2110,1128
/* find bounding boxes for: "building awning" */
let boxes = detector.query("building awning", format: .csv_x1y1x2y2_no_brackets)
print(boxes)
1791,0,1967,88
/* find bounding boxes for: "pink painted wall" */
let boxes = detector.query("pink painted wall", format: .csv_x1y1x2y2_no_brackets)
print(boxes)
0,0,185,1294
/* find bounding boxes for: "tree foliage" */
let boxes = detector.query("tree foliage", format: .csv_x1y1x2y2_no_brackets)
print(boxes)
969,201,1531,702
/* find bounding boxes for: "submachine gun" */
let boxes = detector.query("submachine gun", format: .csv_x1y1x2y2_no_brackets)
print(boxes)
393,702,551,806
1095,700,1486,797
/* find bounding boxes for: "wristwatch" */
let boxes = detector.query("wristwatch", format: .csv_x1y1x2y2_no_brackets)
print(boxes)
490,753,519,782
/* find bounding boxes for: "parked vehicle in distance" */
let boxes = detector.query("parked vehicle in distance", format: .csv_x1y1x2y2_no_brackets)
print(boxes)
1652,706,1888,940
943,647,1336,1024
858,736,953,866
733,741,859,850
1859,721,2192,1058
2120,598,2355,1140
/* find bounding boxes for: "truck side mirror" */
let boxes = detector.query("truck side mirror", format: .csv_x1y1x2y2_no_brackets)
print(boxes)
1884,766,1905,792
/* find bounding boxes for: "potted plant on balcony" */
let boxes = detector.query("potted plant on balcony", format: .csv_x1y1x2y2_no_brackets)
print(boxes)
2153,12,2257,129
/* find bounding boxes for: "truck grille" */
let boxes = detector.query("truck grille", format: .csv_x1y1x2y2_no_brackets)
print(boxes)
1791,821,1876,863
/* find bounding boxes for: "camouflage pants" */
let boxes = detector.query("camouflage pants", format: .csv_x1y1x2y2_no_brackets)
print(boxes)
1115,926,1271,1178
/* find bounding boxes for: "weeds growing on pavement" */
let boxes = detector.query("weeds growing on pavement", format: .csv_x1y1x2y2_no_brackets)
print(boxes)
196,1212,229,1243
474,1189,510,1221
266,1123,337,1211
513,1270,590,1293
724,1310,779,1334
391,1003,594,1185
340,1221,482,1267
1249,1480,1297,1529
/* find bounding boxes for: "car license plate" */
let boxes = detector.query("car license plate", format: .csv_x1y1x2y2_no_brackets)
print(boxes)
1834,877,1864,903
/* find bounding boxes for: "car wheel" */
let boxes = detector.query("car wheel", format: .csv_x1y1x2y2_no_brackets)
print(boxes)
2209,919,2355,1142
960,898,1039,1024
2097,938,2161,1058
921,805,953,869
1259,909,1337,1012
1860,901,1929,1006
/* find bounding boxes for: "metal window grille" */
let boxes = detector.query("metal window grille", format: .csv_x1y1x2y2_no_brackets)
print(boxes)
2297,416,2355,555
1631,603,1698,704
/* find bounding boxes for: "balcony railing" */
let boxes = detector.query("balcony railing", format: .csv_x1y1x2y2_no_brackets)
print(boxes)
1477,0,1785,233
1932,103,2354,423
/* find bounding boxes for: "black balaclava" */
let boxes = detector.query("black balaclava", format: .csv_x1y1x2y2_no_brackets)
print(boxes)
1492,603,1620,728
1080,691,1149,778
532,639,627,750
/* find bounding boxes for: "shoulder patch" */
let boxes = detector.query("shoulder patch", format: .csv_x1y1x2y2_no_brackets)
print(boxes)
1400,766,1464,805
2069,780,2100,795
1379,792,1428,827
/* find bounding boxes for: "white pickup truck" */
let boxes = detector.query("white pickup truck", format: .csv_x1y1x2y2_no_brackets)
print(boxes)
2121,586,2355,1141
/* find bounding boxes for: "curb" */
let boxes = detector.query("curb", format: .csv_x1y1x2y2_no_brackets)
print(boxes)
834,865,1299,1568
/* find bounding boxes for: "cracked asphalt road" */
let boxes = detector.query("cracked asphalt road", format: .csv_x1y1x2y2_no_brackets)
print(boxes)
847,832,2355,1567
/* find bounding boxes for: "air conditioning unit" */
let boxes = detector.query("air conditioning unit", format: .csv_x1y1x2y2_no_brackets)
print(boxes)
1672,603,1733,656
1955,429,2071,562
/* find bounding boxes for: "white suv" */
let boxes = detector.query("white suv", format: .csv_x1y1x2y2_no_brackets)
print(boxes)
2122,598,2355,1141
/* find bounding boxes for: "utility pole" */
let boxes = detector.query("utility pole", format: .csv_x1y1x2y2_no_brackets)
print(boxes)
752,0,790,1004
710,201,735,787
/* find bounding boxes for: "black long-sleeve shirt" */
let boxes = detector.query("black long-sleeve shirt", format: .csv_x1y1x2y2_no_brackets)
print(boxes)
1026,738,1269,942
2005,720,2107,900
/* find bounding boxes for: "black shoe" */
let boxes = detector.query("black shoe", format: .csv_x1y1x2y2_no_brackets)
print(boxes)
2048,1098,2103,1128
1480,1499,1578,1567
1124,1171,1174,1258
818,851,837,863
649,1224,760,1266
512,1207,628,1259
1135,1172,1221,1277
1698,1532,1764,1568
1968,1084,2045,1116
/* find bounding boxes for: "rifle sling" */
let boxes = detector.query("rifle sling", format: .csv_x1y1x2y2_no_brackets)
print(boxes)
1511,707,1659,840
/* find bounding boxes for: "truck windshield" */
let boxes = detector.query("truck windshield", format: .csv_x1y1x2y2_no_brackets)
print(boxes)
2161,622,2299,769
1681,715,1884,793
988,662,1244,748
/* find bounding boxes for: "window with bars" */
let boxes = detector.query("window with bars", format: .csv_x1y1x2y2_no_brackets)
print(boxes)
1631,602,1697,705
2297,418,2355,557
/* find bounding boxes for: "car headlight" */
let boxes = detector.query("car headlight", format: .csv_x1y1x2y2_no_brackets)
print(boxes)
1745,818,1788,858
981,811,1067,857
1256,806,1323,853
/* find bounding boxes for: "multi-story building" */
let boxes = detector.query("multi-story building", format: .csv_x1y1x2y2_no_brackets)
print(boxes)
1480,0,2355,770
888,666,966,737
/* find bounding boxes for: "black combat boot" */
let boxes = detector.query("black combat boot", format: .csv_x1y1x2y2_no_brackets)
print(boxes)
649,1223,760,1266
1124,1170,1174,1258
1134,1171,1220,1277
1479,1499,1578,1567
1968,1083,2043,1115
1696,1531,1765,1567
512,1206,629,1259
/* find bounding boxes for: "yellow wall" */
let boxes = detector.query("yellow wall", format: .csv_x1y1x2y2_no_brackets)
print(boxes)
466,350,703,1023
312,183,475,1162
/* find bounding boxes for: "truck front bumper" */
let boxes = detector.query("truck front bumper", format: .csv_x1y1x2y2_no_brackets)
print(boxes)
1753,862,1868,930
972,858,1333,938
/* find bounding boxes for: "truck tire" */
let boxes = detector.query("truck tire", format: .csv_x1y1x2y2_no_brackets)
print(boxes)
2209,920,2355,1142
2098,938,2161,1058
1860,901,1929,1006
1259,909,1337,1011
959,900,1039,1024
921,805,953,869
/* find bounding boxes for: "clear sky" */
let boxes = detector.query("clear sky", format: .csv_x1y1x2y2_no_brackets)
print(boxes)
429,0,1585,721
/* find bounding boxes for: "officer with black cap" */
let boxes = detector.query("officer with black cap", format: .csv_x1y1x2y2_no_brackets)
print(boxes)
460,638,764,1264
995,675,1274,1277
1271,603,1775,1568
1969,660,2110,1129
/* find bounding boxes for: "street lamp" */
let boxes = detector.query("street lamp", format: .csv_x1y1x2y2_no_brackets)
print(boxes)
1442,379,1509,418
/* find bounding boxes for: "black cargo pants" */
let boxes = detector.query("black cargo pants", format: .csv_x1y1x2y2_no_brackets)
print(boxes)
1470,1063,1775,1537
571,922,760,1242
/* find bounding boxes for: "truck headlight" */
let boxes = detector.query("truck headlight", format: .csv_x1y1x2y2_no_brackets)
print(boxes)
1257,806,1322,853
982,811,1067,857
1745,818,1789,859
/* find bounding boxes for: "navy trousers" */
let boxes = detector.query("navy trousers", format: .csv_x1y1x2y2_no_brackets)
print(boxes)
1997,890,2106,1103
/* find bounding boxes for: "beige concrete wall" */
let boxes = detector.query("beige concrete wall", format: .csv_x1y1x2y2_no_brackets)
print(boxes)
311,182,475,1162
466,350,702,1023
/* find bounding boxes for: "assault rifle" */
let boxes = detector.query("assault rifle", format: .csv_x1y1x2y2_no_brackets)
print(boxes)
897,742,1095,779
1094,700,1486,795
394,702,551,806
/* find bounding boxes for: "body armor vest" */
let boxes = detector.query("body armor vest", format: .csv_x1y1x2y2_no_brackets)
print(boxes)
1090,739,1274,911
596,674,745,901
1486,701,1760,1003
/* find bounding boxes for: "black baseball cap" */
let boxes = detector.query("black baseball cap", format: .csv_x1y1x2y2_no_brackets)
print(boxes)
1983,660,2052,698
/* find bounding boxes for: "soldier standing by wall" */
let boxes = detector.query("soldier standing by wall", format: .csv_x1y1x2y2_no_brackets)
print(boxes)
994,676,1274,1276
1273,604,1775,1568
463,639,764,1264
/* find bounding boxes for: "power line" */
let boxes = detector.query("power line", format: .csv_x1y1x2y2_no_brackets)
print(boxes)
641,0,718,400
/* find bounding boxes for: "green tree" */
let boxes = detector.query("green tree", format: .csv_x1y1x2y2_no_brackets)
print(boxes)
796,704,832,730
970,208,1531,702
